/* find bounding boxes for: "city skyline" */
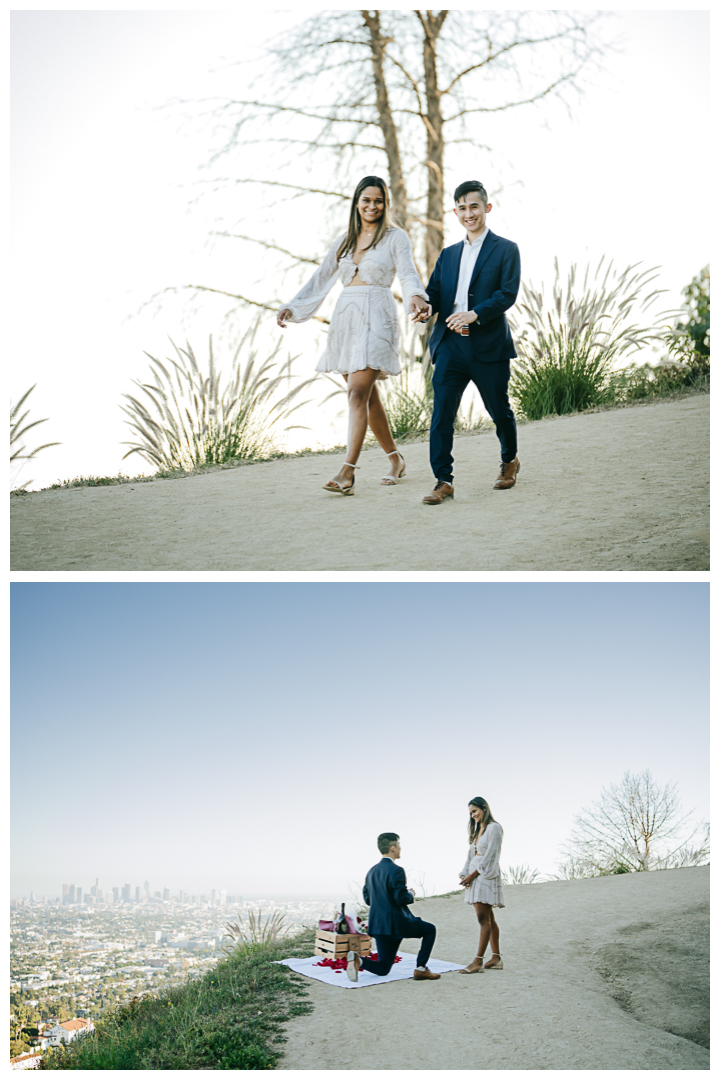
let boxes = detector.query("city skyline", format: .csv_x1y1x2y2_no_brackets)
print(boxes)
12,583,709,899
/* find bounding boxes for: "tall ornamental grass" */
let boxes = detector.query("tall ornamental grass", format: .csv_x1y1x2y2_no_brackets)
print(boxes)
381,334,435,439
10,384,60,490
509,257,676,419
122,320,312,472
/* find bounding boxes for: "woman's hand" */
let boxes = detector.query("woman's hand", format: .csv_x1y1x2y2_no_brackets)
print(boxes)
277,308,293,328
460,871,479,887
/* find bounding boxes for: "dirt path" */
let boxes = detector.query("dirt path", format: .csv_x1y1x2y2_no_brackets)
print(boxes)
10,395,709,571
276,867,709,1071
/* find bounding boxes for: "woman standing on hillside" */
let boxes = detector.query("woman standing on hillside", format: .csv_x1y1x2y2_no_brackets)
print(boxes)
458,796,505,973
276,175,430,494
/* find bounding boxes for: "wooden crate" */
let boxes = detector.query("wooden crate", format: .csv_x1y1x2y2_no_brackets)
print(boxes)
314,930,372,959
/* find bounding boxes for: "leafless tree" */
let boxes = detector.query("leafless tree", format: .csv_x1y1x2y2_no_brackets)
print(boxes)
558,770,709,876
177,8,606,315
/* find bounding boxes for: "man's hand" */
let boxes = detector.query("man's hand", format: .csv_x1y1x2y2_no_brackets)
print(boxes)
446,310,478,333
410,297,431,323
409,888,416,896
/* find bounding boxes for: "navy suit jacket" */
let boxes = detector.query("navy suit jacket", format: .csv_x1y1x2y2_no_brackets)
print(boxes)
362,857,421,937
426,229,520,364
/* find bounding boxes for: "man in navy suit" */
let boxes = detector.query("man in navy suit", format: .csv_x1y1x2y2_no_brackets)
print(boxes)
418,181,521,504
346,832,440,982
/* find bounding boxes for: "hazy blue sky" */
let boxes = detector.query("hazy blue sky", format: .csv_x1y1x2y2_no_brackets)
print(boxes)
11,582,709,901
10,7,710,489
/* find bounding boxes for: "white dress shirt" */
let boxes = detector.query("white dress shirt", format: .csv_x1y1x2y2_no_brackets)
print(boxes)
452,229,489,316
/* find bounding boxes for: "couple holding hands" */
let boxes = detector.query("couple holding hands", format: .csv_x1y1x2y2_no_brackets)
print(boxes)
277,176,521,503
346,796,504,983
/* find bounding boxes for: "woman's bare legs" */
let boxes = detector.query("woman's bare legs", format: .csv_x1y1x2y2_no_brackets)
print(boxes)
367,382,404,480
463,902,500,971
325,370,403,488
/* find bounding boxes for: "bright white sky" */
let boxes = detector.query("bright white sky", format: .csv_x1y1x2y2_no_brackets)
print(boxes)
10,6,710,491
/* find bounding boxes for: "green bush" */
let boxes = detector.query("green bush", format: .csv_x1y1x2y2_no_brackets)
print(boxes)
382,360,434,439
509,256,676,420
510,326,618,419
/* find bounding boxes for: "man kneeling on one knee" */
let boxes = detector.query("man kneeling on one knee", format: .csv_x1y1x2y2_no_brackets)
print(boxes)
347,832,440,982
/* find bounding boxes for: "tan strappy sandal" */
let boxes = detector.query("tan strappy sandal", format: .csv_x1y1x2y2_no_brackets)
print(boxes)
381,450,406,485
484,953,503,970
323,462,358,495
458,955,485,974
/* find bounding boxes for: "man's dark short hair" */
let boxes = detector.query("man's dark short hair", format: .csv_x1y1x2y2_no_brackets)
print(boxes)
454,180,489,205
377,832,399,855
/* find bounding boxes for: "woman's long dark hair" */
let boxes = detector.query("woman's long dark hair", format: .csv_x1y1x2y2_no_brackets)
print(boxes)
337,175,395,262
468,797,499,844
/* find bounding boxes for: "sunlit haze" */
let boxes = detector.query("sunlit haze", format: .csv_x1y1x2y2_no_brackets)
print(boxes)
11,582,709,901
10,8,710,490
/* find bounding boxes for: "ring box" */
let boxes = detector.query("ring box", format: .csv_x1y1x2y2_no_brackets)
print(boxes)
314,930,373,960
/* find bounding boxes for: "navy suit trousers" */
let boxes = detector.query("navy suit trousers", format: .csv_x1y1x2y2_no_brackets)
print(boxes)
430,332,517,484
361,918,436,975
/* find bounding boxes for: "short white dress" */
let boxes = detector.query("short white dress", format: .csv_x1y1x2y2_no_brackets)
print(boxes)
283,228,428,379
460,821,505,908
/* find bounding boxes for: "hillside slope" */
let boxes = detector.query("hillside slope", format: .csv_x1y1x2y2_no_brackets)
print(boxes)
277,866,709,1071
11,395,709,570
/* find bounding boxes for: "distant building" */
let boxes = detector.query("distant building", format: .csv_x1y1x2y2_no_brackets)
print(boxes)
121,884,131,902
10,1052,42,1070
162,888,170,901
42,1018,95,1047
135,886,141,903
112,887,119,903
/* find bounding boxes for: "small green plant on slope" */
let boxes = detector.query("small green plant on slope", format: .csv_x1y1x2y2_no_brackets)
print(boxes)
609,266,710,399
10,385,60,490
509,257,675,419
677,264,709,358
323,325,483,443
222,908,287,950
504,864,542,885
122,318,313,471
38,927,315,1070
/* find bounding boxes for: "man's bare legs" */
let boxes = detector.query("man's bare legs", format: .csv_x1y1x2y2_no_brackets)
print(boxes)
463,902,500,972
325,370,403,489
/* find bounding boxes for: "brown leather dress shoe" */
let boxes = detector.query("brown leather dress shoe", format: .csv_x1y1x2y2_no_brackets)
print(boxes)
493,457,520,489
413,967,441,980
422,481,454,504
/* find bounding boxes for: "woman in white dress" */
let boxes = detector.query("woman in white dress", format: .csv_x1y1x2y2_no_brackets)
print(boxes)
458,796,504,973
276,175,430,494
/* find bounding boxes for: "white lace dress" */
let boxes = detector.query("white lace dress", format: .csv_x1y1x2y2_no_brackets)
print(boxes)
460,822,505,908
282,228,428,379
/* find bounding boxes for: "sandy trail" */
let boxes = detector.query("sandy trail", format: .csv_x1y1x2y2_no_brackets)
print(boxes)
276,867,709,1071
10,395,709,571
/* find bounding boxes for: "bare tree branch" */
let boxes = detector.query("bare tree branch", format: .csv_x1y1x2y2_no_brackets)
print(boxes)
210,233,322,267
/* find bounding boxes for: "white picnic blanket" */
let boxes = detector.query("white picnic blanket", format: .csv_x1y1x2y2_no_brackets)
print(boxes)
275,951,464,989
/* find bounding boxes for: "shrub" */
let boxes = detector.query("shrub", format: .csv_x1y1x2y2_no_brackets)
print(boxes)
510,326,620,419
676,265,709,357
381,357,434,439
610,328,710,401
509,257,674,420
122,319,313,471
